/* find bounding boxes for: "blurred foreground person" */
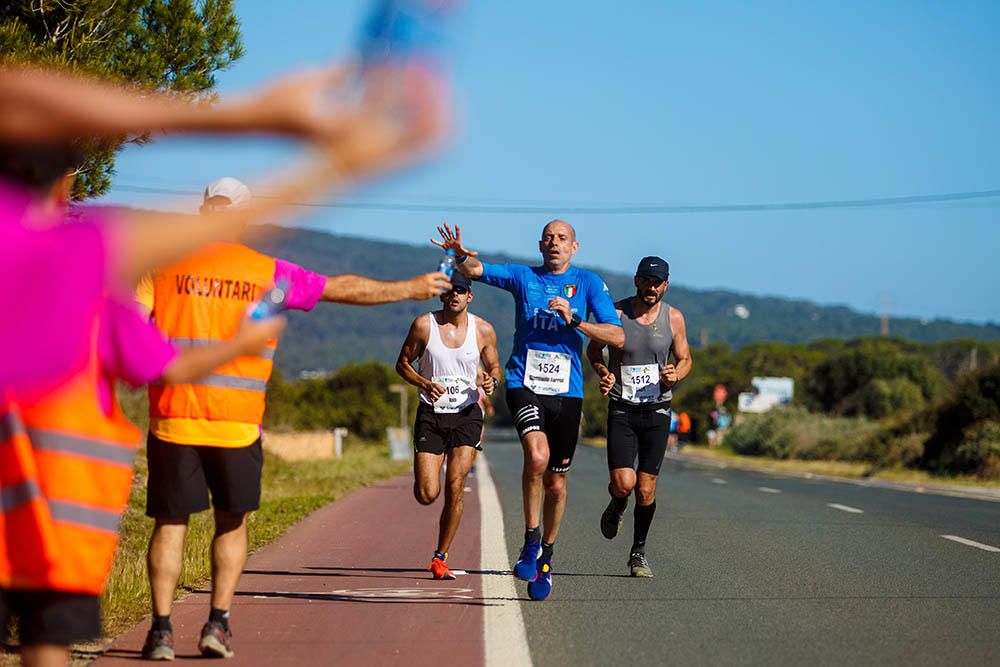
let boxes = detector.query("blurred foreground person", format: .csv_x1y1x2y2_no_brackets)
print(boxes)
0,57,447,401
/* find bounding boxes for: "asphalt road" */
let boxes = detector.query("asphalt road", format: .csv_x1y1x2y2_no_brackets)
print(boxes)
486,431,1000,667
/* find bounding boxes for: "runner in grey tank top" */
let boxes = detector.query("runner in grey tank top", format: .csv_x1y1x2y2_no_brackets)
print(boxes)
586,256,693,578
608,297,674,405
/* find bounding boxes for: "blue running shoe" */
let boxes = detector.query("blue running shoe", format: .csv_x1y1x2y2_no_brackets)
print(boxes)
513,540,541,581
527,558,552,601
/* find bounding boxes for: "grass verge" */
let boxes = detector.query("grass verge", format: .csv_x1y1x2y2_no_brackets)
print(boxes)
1,440,407,666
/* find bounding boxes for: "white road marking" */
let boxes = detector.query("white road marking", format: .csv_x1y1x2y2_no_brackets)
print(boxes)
758,486,782,494
827,503,864,514
940,535,1000,553
464,486,473,492
711,478,728,485
451,570,469,576
479,456,532,667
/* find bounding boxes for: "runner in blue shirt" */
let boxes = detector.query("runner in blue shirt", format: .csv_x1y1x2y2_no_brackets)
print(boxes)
434,220,623,601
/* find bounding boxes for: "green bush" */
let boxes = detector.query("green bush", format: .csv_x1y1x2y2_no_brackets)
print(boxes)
840,377,926,419
921,362,1000,475
727,407,880,461
953,421,1000,479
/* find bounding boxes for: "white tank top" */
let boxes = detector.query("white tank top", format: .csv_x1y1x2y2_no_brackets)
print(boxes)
418,313,481,413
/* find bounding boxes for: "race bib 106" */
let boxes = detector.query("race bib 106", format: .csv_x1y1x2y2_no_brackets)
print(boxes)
524,349,571,396
431,375,474,413
621,363,660,403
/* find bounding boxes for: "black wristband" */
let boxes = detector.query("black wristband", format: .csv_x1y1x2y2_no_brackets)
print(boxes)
569,314,582,329
456,254,469,265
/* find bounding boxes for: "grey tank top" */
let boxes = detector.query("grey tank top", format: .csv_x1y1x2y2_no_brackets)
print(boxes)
609,298,674,404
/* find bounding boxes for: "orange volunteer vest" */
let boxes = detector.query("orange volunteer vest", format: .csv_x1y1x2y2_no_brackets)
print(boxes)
0,321,140,595
148,243,278,446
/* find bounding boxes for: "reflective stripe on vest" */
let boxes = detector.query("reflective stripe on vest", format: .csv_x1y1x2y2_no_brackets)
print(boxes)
0,479,42,512
27,429,134,467
49,500,120,533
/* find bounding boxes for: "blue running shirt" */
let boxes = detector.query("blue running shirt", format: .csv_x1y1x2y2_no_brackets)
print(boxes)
477,262,621,398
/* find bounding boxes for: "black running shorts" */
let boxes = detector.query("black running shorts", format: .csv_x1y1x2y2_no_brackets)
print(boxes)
0,589,101,646
506,387,583,473
606,400,671,475
146,432,263,517
413,402,484,455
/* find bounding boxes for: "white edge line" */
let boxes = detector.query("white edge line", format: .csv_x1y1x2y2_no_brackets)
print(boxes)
479,454,533,667
758,487,782,494
711,478,728,485
940,534,1000,553
827,503,864,514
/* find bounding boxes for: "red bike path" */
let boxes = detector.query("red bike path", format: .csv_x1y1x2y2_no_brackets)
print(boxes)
98,472,486,666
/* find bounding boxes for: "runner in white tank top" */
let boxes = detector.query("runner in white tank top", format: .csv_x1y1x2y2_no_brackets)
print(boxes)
395,273,502,580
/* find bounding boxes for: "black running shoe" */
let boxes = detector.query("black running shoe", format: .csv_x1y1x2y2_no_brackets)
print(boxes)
629,551,653,578
141,628,175,661
600,497,627,539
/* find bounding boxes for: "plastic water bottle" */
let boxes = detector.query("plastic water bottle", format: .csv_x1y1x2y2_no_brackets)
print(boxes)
249,279,290,320
437,248,456,278
358,0,460,71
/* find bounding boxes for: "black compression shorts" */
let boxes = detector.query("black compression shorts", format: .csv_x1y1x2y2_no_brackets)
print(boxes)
413,402,484,454
606,400,671,475
506,387,583,473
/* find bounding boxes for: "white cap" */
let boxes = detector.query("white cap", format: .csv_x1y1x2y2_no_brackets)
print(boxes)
203,177,252,209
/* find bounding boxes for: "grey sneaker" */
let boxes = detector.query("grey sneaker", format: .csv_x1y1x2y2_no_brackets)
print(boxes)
600,497,627,539
629,552,653,578
141,628,175,661
198,620,234,659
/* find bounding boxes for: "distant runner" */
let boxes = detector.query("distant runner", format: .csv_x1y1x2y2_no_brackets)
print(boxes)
587,256,692,577
395,273,501,580
435,221,623,600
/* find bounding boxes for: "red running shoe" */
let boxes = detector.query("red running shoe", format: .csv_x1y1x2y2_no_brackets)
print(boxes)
428,555,457,580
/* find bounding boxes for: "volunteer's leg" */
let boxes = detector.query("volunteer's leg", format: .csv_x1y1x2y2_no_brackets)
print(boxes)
148,516,190,616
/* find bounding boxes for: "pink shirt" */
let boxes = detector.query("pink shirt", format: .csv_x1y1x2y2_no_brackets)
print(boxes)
0,180,111,400
273,259,327,312
97,297,178,415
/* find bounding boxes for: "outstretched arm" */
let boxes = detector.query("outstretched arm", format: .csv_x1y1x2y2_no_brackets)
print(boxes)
321,272,451,305
0,65,349,143
432,223,483,278
395,316,445,401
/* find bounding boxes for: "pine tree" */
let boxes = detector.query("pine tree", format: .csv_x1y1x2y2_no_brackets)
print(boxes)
0,1,244,198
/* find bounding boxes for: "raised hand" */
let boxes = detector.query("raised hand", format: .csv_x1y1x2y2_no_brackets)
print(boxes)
432,222,477,260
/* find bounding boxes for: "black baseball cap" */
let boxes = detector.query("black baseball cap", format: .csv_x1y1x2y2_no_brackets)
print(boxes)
449,272,472,291
635,256,669,281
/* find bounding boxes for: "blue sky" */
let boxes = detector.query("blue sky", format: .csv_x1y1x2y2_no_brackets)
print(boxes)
102,0,1000,325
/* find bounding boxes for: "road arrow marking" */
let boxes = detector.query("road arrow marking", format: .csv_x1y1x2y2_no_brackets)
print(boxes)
827,503,864,514
940,535,1000,553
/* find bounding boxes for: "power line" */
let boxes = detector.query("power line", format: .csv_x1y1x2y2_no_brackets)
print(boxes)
112,184,1000,215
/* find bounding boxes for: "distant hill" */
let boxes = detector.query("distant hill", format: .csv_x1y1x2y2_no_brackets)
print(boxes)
249,226,1000,376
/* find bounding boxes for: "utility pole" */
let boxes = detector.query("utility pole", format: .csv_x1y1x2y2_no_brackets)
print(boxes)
970,347,979,373
388,384,408,429
700,327,710,349
880,294,890,337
